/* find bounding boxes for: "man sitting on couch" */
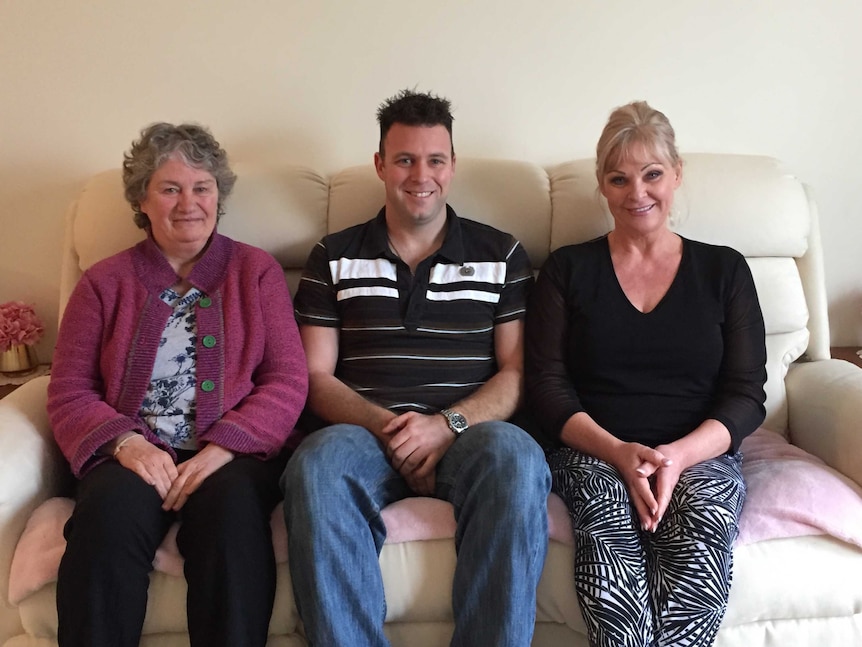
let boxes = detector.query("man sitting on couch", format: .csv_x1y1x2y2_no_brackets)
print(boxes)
280,88,551,647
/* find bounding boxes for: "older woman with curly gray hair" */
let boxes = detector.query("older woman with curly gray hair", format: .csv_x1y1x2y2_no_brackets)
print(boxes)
48,122,308,647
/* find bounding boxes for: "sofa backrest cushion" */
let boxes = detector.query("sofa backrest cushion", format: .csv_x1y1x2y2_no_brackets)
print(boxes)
546,155,814,433
61,154,822,435
328,159,552,267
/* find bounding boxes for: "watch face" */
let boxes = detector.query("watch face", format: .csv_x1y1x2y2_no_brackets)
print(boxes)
446,411,468,433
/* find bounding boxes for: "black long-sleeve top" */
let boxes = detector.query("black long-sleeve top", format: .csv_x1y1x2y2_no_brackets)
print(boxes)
525,235,767,452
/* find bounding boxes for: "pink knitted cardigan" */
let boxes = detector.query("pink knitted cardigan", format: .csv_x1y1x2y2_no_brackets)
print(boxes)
47,233,308,477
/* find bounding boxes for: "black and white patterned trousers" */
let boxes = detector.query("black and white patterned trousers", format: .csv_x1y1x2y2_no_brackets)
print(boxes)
547,448,745,647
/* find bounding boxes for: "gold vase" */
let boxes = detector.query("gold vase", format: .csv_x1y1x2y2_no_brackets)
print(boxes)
0,344,37,374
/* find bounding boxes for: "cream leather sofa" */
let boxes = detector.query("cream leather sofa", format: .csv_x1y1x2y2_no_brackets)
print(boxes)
1,154,862,647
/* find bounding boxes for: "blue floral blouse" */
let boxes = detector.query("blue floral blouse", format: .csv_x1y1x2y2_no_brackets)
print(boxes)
140,287,201,450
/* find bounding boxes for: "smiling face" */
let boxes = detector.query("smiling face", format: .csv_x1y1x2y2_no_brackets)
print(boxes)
600,143,682,237
139,154,219,261
374,123,455,229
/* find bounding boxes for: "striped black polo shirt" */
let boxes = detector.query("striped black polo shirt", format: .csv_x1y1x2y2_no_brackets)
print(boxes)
294,206,533,415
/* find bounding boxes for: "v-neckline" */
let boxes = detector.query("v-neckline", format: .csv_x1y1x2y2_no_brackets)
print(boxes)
605,236,686,315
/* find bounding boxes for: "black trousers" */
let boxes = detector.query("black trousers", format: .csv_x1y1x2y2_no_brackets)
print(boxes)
57,451,287,647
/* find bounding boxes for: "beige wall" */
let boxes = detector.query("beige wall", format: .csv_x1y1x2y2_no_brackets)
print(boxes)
2,0,861,360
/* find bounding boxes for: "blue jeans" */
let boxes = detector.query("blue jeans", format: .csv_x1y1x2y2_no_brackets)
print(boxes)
281,421,550,647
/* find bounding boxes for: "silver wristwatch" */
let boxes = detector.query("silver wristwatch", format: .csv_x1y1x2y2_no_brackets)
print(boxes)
440,409,469,436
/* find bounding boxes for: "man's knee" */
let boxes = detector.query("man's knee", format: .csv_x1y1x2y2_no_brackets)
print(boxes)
283,425,367,485
468,422,547,476
449,422,550,503
281,423,394,521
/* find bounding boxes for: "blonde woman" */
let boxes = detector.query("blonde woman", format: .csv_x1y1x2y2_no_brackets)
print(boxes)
525,102,767,647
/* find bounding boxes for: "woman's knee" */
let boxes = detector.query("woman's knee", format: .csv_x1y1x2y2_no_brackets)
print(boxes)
68,463,168,546
185,458,280,528
549,449,629,506
62,469,167,605
675,455,746,525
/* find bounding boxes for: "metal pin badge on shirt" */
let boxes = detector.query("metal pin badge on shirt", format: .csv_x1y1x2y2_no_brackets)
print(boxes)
460,265,475,277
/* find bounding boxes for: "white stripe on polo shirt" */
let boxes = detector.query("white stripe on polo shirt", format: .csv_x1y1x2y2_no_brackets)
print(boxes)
298,312,340,323
504,240,519,260
343,353,493,361
421,381,486,388
343,325,406,331
425,289,501,303
299,276,329,287
415,325,494,334
388,402,436,412
329,257,396,283
337,286,399,301
429,262,506,285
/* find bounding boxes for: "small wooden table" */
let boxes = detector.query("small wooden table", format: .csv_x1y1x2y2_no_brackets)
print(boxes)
0,383,18,399
830,346,862,369
0,364,51,399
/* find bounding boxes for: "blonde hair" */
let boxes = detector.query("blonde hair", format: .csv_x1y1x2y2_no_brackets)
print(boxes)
595,101,680,183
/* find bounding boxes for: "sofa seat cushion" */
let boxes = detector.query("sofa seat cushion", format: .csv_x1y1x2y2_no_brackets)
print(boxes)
8,495,574,607
9,429,862,637
15,571,302,639
13,536,862,644
725,535,862,626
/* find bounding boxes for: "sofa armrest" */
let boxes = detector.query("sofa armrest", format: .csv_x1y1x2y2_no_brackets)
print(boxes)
0,377,70,621
785,359,862,488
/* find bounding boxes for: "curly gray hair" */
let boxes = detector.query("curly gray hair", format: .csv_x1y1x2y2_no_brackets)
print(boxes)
123,122,237,229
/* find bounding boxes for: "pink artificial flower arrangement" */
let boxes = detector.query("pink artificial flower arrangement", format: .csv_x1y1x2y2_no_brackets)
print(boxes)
0,301,45,353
